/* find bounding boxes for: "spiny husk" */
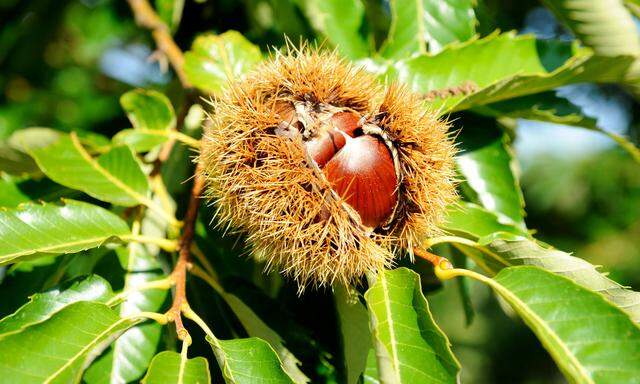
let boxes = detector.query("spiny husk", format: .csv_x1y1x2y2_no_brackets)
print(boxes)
200,49,456,290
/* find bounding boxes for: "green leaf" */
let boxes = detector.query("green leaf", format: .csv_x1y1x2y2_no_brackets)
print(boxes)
192,270,307,383
389,33,634,114
542,0,640,86
466,266,640,383
335,284,372,384
207,335,294,384
184,31,263,94
301,0,370,59
0,301,139,384
85,207,170,384
457,124,525,226
121,89,176,132
113,129,170,153
363,349,380,384
114,89,177,152
155,0,184,32
364,268,460,383
441,202,640,322
441,202,529,244
28,133,151,207
381,0,476,58
0,177,29,207
476,92,640,163
142,351,211,384
220,293,308,383
0,200,131,266
0,275,113,338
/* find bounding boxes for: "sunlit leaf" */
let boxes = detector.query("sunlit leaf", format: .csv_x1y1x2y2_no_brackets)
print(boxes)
457,123,525,226
28,133,150,207
0,301,139,383
468,266,640,383
184,31,263,94
441,202,640,322
0,275,113,338
142,351,211,384
365,268,460,383
0,200,130,266
207,335,294,384
381,0,476,58
389,33,634,114
114,89,177,152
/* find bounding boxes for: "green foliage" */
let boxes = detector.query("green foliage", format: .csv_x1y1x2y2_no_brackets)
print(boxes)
365,268,460,383
0,302,139,384
0,200,130,265
207,336,295,383
464,266,640,383
184,31,263,94
1,0,640,383
143,351,211,384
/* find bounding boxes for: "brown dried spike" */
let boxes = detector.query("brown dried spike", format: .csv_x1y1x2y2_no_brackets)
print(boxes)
200,48,456,290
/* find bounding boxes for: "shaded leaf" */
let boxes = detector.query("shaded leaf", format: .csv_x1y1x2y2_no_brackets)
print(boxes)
0,275,113,338
365,268,460,383
28,133,151,207
469,266,640,383
142,351,211,384
335,284,371,384
184,31,262,94
389,33,634,113
221,293,308,383
0,177,29,207
382,0,476,58
85,207,170,384
0,301,138,384
207,335,294,384
0,200,130,266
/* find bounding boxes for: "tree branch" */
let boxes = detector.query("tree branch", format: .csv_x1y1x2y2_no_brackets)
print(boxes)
126,0,191,88
167,162,205,340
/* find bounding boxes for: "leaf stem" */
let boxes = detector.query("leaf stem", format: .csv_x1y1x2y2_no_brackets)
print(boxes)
123,234,178,251
423,235,479,248
107,277,175,306
129,311,170,324
191,243,217,278
171,131,201,149
413,247,453,269
182,304,216,341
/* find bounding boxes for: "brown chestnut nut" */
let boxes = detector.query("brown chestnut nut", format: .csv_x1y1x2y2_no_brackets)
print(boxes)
323,133,398,229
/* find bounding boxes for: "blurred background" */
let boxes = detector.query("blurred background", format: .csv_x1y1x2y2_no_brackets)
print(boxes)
1,1,638,383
